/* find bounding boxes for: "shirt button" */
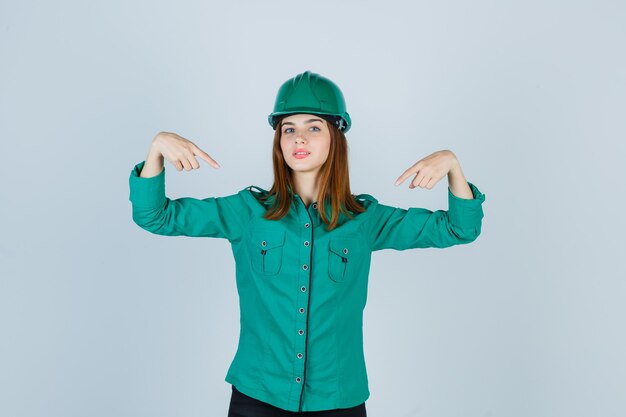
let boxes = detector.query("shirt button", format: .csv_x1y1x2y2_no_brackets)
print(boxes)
302,264,308,271
296,377,302,383
342,248,348,254
304,223,310,228
298,329,304,335
312,203,317,209
303,241,310,247
261,241,267,247
299,308,305,314
297,353,303,359
300,286,307,292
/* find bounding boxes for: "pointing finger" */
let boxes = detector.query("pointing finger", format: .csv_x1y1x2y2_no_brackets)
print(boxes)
194,146,221,169
395,166,418,186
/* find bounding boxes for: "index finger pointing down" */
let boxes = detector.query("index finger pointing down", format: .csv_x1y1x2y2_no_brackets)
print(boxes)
394,166,416,186
194,147,221,169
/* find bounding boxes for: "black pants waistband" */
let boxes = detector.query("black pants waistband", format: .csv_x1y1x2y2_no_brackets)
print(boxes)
227,385,367,417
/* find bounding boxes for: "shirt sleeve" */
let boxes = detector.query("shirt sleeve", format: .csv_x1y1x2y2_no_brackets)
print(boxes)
128,160,249,242
365,181,486,251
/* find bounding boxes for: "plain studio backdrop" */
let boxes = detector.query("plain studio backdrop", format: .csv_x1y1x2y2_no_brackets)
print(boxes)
1,1,625,416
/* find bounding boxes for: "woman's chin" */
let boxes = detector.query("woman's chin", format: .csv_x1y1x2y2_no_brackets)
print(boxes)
289,165,321,175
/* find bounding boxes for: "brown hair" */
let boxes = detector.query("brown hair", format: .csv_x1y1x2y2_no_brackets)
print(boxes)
261,116,366,231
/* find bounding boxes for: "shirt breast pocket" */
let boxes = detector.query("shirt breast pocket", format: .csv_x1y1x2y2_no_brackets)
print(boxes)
328,238,361,283
249,229,286,276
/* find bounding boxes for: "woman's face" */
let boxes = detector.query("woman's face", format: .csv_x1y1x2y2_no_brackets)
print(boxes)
279,113,331,176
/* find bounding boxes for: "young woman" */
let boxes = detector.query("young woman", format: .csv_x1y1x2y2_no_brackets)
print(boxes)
128,70,486,416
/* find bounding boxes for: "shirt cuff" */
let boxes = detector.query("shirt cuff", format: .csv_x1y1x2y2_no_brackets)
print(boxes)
128,160,167,208
447,181,486,230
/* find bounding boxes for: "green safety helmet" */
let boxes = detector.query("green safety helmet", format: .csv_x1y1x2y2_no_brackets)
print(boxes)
268,70,352,133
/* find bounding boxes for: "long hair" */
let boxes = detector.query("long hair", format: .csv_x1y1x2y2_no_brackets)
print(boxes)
262,117,366,231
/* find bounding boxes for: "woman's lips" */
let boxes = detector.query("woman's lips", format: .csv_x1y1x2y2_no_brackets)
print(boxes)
293,151,310,159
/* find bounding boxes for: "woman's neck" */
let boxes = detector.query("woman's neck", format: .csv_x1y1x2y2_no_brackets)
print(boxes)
292,171,320,207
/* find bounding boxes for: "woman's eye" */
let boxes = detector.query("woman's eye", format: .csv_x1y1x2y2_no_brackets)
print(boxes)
283,126,320,134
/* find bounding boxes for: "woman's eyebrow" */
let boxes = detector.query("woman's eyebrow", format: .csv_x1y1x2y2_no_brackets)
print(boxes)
281,118,323,127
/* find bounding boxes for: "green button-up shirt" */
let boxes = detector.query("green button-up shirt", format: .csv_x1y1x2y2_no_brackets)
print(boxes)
128,160,486,412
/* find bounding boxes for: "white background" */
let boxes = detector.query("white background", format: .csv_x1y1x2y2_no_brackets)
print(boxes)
1,1,625,416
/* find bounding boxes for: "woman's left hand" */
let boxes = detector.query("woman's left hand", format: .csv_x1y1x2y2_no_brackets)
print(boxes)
394,149,459,189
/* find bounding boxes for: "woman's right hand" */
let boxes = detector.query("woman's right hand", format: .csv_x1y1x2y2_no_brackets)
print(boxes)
151,131,220,171
140,132,220,178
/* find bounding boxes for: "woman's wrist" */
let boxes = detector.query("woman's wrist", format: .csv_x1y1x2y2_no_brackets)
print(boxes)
140,144,165,178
